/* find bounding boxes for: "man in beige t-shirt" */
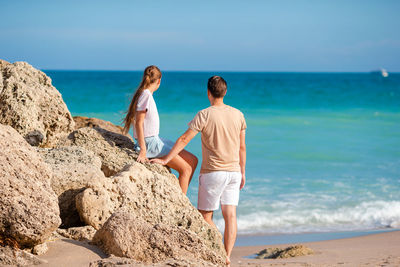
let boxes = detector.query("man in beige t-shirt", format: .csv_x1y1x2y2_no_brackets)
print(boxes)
151,76,246,265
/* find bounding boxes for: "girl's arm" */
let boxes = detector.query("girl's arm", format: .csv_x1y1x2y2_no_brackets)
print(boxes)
135,110,148,163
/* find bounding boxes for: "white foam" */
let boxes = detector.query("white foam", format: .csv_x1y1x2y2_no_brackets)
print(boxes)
214,200,400,234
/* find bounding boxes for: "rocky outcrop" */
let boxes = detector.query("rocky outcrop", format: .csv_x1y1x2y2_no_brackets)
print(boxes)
90,255,217,267
0,59,75,147
93,211,224,265
0,246,46,266
76,163,225,259
61,127,170,177
0,124,61,248
73,116,130,138
0,60,225,266
37,146,106,228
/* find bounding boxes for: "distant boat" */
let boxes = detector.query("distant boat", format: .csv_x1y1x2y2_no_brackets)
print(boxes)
381,68,389,77
371,68,389,77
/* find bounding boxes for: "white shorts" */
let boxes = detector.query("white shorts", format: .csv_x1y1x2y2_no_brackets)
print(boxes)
197,171,242,211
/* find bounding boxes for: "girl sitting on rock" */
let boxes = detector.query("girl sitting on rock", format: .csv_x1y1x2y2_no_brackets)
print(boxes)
123,65,198,194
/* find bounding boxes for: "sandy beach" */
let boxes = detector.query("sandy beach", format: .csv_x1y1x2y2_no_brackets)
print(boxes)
34,230,400,266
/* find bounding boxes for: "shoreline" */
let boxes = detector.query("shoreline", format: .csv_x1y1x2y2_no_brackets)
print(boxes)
235,228,399,247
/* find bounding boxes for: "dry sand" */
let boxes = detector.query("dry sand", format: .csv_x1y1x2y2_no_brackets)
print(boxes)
37,231,400,267
38,239,106,266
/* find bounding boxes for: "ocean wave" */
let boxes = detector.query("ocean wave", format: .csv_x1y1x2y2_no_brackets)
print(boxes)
214,200,400,234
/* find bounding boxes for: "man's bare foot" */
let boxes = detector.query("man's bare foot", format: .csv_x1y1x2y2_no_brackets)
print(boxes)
226,256,231,266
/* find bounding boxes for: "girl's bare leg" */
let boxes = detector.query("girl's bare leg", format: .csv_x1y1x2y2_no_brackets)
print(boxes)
165,149,198,194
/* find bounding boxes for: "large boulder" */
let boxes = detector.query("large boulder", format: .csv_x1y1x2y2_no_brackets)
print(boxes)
0,59,74,147
61,127,170,177
93,211,224,266
0,124,61,248
37,146,106,228
76,163,225,258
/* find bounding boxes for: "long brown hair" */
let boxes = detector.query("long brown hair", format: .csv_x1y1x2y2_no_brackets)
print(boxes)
123,65,162,134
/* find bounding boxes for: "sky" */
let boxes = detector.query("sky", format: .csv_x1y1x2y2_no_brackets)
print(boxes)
1,0,400,72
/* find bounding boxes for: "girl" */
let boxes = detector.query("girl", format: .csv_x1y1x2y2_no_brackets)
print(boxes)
123,65,198,195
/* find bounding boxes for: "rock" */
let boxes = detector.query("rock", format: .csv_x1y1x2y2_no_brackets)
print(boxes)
76,187,116,230
37,146,106,228
90,255,217,267
56,226,97,242
60,127,170,177
76,163,225,259
73,116,130,138
0,124,61,248
0,246,47,265
32,243,48,255
0,59,75,147
93,211,224,266
256,245,314,259
60,127,135,177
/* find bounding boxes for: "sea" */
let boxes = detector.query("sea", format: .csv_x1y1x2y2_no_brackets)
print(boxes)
44,70,400,239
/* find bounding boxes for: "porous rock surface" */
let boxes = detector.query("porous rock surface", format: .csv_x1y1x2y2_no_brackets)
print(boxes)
256,245,314,259
0,124,61,248
93,211,224,265
0,246,46,266
0,59,74,147
32,243,49,255
37,145,106,228
56,225,97,242
60,126,170,177
74,116,131,138
76,163,225,258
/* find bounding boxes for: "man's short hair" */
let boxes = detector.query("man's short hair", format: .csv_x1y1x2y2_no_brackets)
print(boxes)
207,76,227,98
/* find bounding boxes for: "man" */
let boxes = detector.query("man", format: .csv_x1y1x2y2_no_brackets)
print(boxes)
151,76,246,265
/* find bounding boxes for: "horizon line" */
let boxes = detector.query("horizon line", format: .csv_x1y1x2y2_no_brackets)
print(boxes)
41,69,400,74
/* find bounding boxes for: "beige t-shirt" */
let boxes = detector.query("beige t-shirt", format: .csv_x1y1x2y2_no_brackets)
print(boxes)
188,105,247,173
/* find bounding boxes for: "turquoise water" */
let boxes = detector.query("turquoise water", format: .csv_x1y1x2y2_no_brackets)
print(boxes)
45,70,400,235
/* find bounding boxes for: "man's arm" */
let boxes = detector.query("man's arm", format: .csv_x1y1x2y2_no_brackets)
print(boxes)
135,111,148,163
150,128,198,165
239,129,246,190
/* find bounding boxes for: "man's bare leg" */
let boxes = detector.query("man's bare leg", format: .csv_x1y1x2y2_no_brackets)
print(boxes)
221,205,237,265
